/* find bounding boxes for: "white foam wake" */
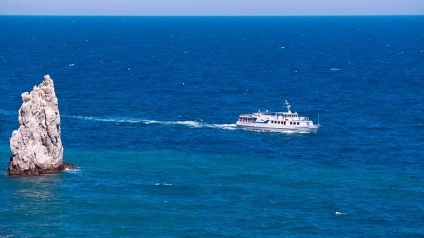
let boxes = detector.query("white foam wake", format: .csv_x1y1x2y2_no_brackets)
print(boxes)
145,120,237,130
146,121,237,130
143,120,203,128
63,115,237,131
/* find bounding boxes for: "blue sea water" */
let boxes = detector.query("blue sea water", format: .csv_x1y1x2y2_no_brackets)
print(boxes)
0,16,424,237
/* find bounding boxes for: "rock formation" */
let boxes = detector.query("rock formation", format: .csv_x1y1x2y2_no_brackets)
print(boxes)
8,75,76,176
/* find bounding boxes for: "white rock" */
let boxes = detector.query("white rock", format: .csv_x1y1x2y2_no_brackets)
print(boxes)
8,75,64,175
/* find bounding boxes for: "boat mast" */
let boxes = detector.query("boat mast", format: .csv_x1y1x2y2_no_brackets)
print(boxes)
284,100,292,113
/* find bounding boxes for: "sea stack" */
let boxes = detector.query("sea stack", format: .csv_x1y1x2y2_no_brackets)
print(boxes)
8,75,76,176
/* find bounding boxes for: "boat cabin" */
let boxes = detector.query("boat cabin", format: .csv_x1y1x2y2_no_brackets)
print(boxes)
238,114,256,123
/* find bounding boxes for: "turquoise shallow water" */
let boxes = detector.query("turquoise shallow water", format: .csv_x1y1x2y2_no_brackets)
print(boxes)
1,16,424,237
1,145,423,237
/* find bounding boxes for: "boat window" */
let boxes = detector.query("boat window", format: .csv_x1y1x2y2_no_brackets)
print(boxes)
297,122,300,125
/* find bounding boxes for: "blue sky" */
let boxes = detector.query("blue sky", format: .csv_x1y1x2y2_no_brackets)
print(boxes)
1,0,423,16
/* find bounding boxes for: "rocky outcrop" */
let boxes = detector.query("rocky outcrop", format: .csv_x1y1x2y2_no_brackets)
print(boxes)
8,75,76,176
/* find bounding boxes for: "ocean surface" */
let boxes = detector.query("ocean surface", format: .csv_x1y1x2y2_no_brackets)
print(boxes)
0,16,423,237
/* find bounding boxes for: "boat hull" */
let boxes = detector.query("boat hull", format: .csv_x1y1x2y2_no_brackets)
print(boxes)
236,122,319,134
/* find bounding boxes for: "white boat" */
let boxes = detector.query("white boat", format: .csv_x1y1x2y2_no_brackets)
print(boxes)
236,100,320,134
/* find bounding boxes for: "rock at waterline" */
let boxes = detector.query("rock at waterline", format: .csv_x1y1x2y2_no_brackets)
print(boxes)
8,75,76,176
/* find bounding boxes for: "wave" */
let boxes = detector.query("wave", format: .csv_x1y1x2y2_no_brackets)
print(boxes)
62,114,238,131
153,183,173,186
0,109,15,115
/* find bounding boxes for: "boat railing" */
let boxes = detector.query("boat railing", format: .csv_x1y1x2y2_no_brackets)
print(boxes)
245,111,312,122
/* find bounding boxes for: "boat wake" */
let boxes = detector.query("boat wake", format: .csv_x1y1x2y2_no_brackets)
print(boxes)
63,115,238,131
143,119,237,130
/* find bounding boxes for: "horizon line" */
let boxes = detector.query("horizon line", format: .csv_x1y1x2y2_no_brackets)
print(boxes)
1,14,423,17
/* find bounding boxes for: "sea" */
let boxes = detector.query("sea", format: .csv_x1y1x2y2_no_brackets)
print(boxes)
0,16,423,237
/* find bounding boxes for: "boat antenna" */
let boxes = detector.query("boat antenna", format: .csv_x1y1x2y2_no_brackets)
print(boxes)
284,100,291,113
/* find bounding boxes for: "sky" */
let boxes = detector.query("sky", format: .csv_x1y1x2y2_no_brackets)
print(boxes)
0,0,423,16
